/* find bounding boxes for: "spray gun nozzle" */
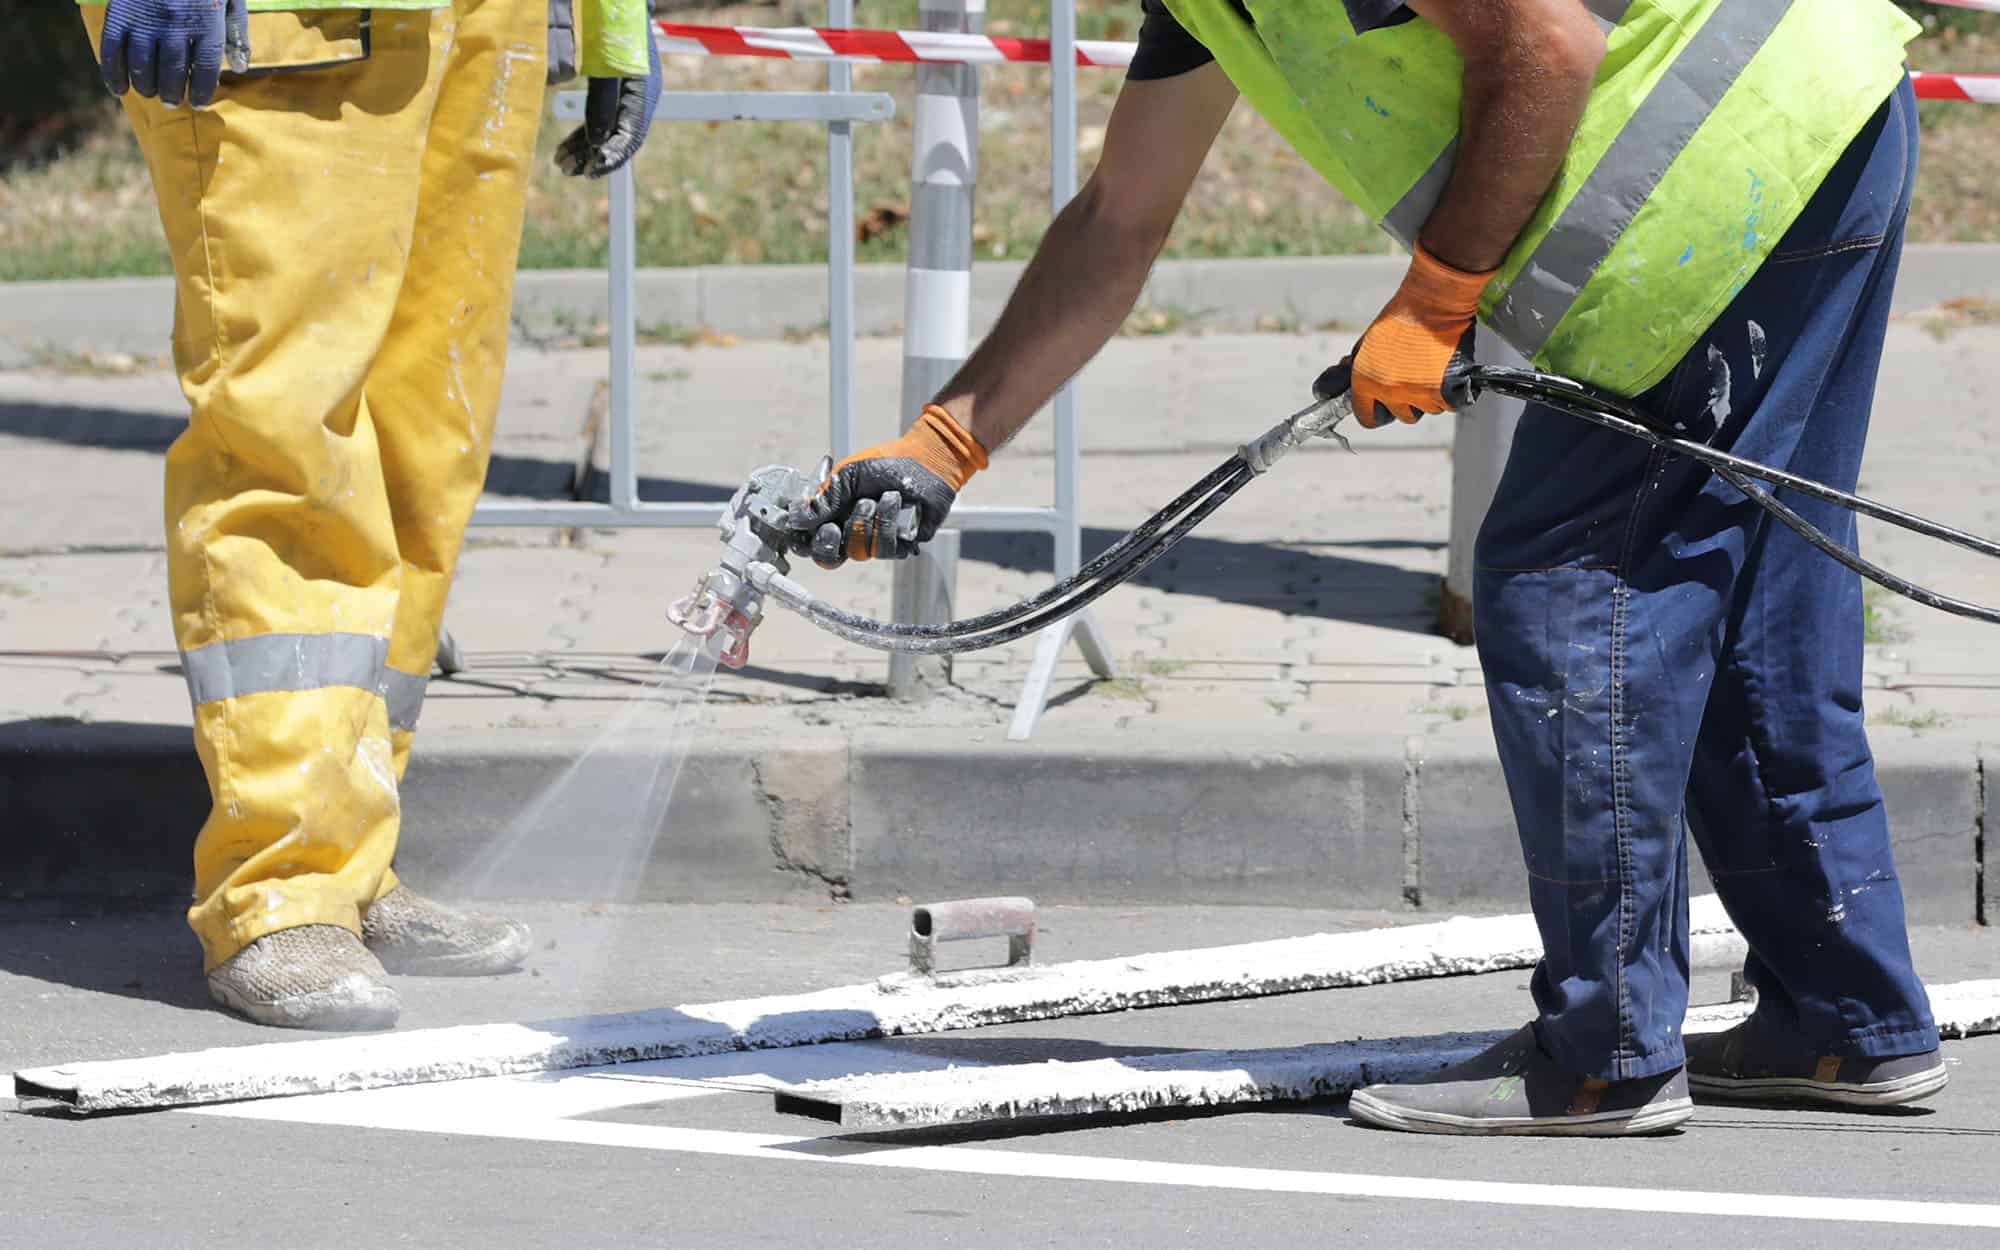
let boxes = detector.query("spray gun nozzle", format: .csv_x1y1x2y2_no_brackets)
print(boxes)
666,574,761,670
667,463,824,672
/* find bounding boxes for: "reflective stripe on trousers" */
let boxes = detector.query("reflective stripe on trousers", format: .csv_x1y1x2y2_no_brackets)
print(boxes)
181,634,430,733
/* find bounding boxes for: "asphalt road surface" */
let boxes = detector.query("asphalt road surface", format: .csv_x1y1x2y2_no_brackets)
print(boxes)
4,903,1996,1248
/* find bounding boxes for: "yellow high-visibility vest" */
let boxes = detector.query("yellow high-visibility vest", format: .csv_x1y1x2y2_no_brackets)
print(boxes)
1165,0,1920,393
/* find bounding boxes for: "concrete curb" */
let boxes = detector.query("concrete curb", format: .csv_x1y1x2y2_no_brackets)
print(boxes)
6,245,2000,367
2,721,1985,923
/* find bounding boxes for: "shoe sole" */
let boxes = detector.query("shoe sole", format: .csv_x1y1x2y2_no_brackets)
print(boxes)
1348,1090,1694,1137
1689,1065,1948,1108
208,975,401,1032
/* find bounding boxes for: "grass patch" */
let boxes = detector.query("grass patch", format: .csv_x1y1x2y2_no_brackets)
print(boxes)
1092,675,1154,702
24,343,158,375
1122,303,1212,337
1874,705,1953,734
1862,582,1910,645
1918,296,2000,342
4,5,1995,284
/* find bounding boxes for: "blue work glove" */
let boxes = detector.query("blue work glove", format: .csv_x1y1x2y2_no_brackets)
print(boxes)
98,0,250,110
553,25,663,178
547,0,578,86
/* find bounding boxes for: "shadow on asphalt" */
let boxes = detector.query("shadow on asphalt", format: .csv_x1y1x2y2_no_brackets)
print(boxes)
3,401,1445,633
0,904,211,1014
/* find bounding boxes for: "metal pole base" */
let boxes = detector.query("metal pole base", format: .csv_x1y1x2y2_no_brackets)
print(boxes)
1006,609,1117,740
1436,576,1476,646
888,531,961,701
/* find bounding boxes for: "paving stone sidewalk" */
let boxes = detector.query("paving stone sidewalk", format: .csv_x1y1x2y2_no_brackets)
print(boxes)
3,323,1996,917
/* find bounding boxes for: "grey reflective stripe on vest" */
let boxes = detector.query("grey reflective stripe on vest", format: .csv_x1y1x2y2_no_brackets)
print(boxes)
181,633,390,707
379,667,429,733
1582,0,1634,30
1381,0,1632,247
1487,0,1795,356
1383,140,1457,249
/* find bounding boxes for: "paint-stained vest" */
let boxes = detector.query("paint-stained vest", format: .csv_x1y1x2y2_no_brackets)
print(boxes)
1162,0,1920,393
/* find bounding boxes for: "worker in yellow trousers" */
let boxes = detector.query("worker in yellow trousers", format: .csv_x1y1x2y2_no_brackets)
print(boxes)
78,0,661,1029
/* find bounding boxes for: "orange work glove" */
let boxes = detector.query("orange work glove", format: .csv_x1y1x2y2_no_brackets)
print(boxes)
789,405,990,569
1330,241,1497,429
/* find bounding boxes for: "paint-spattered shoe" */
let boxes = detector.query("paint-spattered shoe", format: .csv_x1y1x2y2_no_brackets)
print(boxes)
207,925,401,1031
1347,1024,1693,1137
362,886,532,976
1685,1017,1946,1108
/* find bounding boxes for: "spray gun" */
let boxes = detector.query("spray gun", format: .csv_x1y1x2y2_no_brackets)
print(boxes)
670,368,2000,670
667,390,1359,668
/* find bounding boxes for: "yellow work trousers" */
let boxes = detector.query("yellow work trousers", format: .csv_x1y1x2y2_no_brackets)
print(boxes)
81,2,547,970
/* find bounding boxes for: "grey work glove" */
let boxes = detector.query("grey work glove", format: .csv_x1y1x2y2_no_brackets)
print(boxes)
98,0,250,109
786,408,988,570
547,0,577,85
553,24,663,179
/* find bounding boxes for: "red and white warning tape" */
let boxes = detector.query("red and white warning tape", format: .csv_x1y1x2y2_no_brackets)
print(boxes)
657,21,1136,68
1911,70,2000,102
656,20,1995,103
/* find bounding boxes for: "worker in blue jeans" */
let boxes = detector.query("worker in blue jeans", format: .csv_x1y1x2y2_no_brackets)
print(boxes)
1466,78,1941,1117
796,0,1945,1134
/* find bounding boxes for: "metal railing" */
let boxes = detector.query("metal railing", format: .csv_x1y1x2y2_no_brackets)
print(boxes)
468,2,1114,738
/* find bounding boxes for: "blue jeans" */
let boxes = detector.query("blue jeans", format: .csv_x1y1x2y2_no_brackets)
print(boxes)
1474,79,1938,1081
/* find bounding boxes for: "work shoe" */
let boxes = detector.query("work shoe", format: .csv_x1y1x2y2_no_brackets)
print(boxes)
208,925,401,1031
362,886,532,976
1685,1016,1947,1108
1348,1024,1694,1137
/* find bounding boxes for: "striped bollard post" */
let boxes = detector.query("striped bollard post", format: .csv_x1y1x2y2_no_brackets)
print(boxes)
889,0,980,701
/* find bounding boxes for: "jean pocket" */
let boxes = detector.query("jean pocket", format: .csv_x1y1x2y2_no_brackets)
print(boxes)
228,9,373,76
1765,82,1913,266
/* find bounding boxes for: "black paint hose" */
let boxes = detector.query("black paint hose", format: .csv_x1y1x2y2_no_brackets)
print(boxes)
761,367,2000,652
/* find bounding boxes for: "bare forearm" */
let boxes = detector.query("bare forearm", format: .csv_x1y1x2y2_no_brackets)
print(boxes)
931,183,1167,452
1413,2,1605,272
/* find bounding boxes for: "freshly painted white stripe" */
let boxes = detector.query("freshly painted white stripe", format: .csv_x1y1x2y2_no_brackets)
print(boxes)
902,268,973,358
14,898,1740,1112
797,978,2000,1131
194,1097,2000,1229
191,1042,975,1125
1926,978,2000,1037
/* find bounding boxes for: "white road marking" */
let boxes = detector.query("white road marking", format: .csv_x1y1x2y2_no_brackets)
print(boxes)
23,899,1745,1112
188,1045,2000,1231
